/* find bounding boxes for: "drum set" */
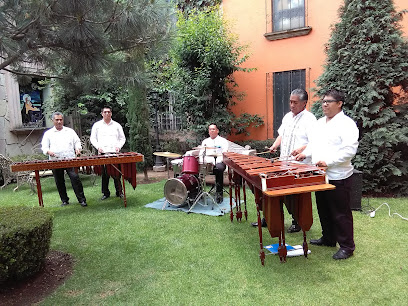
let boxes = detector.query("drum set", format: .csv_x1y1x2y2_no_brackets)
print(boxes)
155,147,223,212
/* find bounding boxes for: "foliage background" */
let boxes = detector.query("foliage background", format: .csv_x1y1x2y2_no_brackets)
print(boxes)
167,7,263,141
312,0,408,196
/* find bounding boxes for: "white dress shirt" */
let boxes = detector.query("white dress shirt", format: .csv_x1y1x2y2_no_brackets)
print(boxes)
278,109,316,164
41,126,82,160
303,111,359,180
90,119,126,153
200,135,229,165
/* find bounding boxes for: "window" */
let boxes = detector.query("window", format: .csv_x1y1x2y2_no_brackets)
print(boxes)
273,0,305,32
264,0,310,41
272,69,306,137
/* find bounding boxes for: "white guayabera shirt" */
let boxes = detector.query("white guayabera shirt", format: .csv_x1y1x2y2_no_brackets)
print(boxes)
278,109,316,164
200,135,229,165
90,119,126,153
41,126,82,160
303,111,359,180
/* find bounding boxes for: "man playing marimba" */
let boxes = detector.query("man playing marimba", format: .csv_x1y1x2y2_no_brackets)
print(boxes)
296,89,358,260
90,106,126,200
252,89,316,232
41,112,87,207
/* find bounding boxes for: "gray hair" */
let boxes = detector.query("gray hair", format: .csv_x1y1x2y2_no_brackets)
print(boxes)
291,88,308,102
51,112,64,120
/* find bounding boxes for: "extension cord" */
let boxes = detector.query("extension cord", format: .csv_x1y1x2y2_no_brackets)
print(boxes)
368,203,408,221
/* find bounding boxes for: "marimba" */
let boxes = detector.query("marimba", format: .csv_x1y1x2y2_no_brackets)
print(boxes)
11,152,144,207
223,152,335,265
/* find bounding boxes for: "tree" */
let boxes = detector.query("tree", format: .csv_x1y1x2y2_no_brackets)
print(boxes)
170,7,262,140
7,0,177,179
314,0,408,195
0,0,173,82
174,0,221,15
128,85,153,181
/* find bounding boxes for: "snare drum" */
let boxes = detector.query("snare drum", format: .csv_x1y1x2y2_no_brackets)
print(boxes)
164,174,200,206
182,156,199,174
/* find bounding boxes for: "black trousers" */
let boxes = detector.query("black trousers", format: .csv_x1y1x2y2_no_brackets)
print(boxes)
213,162,226,193
283,195,300,225
315,176,355,253
101,165,123,197
52,168,86,203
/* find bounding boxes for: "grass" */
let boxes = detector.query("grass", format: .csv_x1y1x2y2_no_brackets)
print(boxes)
1,175,408,305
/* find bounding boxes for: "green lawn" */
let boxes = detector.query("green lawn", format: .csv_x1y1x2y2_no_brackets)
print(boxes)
1,175,407,305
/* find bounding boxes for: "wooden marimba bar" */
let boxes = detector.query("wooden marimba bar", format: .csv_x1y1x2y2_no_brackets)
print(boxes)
11,152,144,207
223,152,335,265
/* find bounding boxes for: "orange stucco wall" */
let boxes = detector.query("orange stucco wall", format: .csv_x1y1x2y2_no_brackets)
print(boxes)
222,0,408,141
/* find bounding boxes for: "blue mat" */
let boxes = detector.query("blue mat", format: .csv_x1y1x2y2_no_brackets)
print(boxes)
145,197,236,216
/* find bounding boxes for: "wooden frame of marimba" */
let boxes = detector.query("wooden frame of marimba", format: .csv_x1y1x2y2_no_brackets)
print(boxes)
223,152,335,265
11,152,144,207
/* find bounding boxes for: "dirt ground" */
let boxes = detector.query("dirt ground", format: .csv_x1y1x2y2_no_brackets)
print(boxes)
0,250,74,306
0,169,224,305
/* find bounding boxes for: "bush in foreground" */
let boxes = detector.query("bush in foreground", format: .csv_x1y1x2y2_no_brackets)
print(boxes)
0,207,53,284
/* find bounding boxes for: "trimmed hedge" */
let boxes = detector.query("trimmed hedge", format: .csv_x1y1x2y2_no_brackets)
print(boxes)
0,207,53,284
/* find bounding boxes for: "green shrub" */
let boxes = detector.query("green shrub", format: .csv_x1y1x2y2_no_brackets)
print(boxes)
0,207,53,284
161,138,192,156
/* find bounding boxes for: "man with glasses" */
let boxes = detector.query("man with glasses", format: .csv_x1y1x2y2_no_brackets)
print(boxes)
251,88,317,232
295,89,359,260
90,106,126,200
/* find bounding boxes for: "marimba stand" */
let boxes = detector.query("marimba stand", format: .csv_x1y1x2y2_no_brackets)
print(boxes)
10,152,144,208
223,152,336,265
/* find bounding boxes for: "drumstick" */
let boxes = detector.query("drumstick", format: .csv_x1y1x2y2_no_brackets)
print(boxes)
256,150,271,155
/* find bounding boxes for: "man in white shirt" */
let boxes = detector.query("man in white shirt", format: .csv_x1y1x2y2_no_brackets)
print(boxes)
41,112,87,207
296,89,359,260
252,89,316,232
200,124,229,203
90,106,126,200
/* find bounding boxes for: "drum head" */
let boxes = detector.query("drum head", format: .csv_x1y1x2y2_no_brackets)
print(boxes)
164,178,188,206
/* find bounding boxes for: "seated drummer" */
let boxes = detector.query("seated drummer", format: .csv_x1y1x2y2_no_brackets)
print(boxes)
200,124,229,203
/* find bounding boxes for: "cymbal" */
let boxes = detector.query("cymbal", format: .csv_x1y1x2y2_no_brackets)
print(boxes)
192,146,217,150
153,152,181,158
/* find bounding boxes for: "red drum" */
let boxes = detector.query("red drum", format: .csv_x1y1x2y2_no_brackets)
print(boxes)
164,174,200,206
182,156,199,174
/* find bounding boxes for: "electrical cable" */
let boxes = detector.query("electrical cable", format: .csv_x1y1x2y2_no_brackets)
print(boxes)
368,202,408,221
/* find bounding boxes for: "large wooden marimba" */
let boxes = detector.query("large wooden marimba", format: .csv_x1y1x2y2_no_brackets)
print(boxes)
223,152,335,265
11,152,144,207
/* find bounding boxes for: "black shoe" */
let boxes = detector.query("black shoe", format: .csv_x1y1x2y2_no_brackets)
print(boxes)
116,193,124,199
80,201,87,207
287,224,301,233
310,237,336,247
251,218,267,227
101,195,110,200
61,201,69,207
333,249,353,260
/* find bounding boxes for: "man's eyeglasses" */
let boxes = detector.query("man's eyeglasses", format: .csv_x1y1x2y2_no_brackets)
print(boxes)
320,99,338,104
102,111,112,113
